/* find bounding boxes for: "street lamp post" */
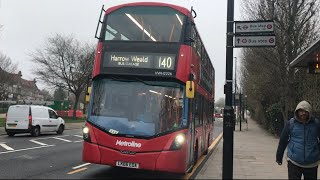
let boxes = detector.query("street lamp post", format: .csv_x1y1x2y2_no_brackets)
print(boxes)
245,95,248,130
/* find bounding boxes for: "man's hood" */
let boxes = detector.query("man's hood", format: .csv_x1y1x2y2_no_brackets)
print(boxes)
294,100,312,122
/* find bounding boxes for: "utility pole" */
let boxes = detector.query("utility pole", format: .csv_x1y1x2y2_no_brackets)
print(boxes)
223,0,234,179
239,91,242,131
234,56,237,130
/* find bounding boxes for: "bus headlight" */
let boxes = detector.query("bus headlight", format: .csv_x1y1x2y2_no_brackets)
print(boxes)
170,134,186,150
83,126,89,134
83,126,91,142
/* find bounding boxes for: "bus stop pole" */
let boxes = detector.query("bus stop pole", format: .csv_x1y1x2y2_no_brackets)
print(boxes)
223,0,234,179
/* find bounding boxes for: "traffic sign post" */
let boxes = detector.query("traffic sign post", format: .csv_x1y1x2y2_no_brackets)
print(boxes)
223,0,235,179
223,6,276,179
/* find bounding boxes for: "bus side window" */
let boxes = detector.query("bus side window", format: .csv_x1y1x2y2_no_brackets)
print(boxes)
113,32,122,40
194,93,202,126
200,95,204,125
210,103,214,123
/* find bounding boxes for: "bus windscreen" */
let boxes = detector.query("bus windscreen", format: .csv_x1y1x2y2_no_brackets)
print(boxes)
104,6,185,42
89,78,187,137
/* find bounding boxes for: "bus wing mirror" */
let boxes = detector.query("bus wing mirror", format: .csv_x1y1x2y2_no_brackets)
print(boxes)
86,87,92,102
186,81,194,99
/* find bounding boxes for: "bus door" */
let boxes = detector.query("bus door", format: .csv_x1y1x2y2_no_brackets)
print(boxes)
186,98,195,169
201,96,208,152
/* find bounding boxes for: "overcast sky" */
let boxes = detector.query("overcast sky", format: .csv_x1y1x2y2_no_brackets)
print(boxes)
0,0,241,100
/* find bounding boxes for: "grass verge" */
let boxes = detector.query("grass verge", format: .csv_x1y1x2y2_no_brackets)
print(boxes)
63,117,86,123
0,118,4,127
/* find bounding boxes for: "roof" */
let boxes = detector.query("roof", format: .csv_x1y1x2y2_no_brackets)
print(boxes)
0,70,39,91
289,39,320,67
21,79,38,90
105,2,191,17
10,105,52,109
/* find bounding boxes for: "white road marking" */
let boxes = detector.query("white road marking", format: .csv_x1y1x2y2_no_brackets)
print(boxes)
32,135,70,140
67,167,87,174
0,145,55,154
73,140,83,143
30,140,48,146
52,137,72,142
0,143,14,151
73,135,83,138
72,163,91,170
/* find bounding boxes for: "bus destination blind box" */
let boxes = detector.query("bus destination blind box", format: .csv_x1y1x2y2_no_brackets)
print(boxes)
104,52,176,70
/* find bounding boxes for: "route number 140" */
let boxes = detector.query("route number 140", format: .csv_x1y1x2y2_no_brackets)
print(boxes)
158,56,173,69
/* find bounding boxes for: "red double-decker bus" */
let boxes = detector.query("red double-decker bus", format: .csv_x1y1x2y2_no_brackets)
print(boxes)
82,2,215,174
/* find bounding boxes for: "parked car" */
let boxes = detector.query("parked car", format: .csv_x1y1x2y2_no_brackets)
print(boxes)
214,113,223,118
5,105,65,137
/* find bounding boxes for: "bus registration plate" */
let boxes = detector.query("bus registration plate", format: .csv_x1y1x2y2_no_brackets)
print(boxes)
116,161,139,169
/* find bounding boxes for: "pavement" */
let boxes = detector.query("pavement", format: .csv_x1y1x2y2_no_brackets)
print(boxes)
196,117,288,179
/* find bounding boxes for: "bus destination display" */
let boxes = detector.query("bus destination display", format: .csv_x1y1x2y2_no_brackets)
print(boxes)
104,52,176,70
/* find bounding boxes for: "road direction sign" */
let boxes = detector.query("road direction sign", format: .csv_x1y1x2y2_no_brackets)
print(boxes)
235,21,274,34
234,35,276,47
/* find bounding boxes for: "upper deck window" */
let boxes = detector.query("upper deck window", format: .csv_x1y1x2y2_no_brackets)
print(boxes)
104,6,186,42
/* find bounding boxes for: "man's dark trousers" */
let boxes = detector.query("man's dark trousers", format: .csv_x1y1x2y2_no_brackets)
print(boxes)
288,161,318,179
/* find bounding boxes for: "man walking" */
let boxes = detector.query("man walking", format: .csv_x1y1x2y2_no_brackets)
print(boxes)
276,100,320,179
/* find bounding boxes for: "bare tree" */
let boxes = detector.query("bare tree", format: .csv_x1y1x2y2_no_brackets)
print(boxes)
31,34,95,119
215,97,225,109
241,0,320,126
39,89,53,101
53,87,66,101
0,52,17,100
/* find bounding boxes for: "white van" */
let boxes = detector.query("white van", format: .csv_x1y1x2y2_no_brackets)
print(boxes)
5,105,65,137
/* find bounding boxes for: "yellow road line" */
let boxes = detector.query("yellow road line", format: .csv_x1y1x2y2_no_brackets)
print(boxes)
209,133,223,151
184,132,223,179
67,167,87,175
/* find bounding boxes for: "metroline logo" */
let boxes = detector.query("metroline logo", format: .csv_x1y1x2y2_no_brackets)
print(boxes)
116,140,142,148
